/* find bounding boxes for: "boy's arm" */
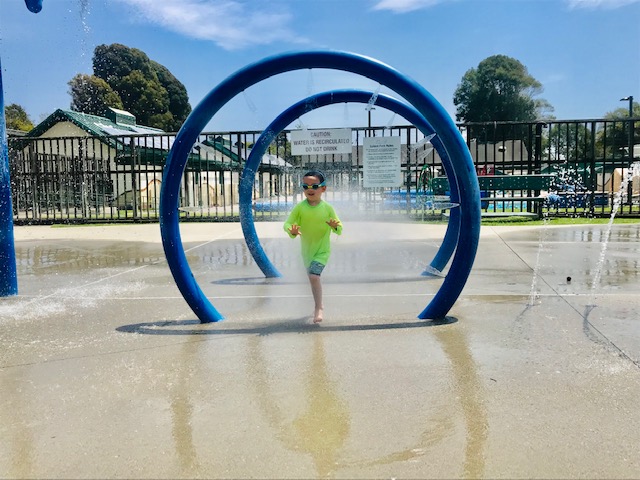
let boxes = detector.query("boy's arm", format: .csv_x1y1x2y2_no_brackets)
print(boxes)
327,206,343,235
283,204,301,238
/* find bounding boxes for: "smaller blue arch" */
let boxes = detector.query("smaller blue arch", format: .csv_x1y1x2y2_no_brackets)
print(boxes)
239,89,462,279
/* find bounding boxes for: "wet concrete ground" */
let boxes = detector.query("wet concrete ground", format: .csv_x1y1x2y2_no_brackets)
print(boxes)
2,221,639,479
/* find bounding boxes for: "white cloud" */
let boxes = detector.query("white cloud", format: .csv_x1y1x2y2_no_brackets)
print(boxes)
566,0,640,9
370,0,640,13
371,0,444,13
544,73,568,85
112,0,306,50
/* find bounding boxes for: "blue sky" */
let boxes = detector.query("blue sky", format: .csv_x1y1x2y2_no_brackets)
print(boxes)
1,0,639,132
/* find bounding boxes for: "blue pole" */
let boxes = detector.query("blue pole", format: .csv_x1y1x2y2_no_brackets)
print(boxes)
0,60,18,296
0,1,44,296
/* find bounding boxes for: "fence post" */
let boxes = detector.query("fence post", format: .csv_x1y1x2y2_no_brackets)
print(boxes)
129,137,139,220
533,121,545,215
589,122,597,216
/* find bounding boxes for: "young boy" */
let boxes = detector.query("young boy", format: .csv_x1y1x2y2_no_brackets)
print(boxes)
284,171,342,323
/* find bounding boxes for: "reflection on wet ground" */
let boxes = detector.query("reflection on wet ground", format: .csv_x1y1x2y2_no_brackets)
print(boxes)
2,223,640,478
15,242,165,274
15,238,639,296
247,334,350,478
500,224,640,243
491,224,640,289
15,239,437,277
434,325,487,479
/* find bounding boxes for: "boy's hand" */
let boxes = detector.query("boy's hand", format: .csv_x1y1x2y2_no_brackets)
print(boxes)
289,224,301,236
327,218,341,230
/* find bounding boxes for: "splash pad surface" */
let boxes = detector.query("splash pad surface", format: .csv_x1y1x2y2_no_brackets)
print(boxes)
3,221,640,478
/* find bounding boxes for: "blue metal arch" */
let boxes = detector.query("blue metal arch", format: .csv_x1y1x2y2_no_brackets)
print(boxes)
24,0,43,12
159,50,480,323
238,89,461,280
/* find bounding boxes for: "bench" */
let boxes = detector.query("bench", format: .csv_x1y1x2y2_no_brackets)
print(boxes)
431,174,556,218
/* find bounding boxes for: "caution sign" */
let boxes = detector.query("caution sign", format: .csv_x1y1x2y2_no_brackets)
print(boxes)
363,136,402,187
291,128,352,155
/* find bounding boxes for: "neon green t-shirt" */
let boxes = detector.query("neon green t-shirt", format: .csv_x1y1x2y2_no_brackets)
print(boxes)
283,199,342,267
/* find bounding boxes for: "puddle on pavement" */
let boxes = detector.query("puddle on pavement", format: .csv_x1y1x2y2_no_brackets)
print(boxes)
15,242,165,275
15,238,439,282
503,225,640,243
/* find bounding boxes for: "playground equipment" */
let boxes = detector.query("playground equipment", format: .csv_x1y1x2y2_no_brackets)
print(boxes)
160,50,481,323
238,89,462,279
0,0,43,296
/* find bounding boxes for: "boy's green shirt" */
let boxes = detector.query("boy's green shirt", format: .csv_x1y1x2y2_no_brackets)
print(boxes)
283,199,342,267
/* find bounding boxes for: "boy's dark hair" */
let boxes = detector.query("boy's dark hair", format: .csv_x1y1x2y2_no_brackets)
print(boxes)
303,170,325,183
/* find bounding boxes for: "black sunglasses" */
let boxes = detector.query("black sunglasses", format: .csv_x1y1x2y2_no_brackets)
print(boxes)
301,182,326,190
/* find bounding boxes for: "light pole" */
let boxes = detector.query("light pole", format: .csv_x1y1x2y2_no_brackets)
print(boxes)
620,95,633,117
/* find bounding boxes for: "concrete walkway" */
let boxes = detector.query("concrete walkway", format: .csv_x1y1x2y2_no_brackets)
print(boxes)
1,221,639,479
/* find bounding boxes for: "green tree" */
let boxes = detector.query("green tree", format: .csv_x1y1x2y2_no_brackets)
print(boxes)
454,55,552,141
68,74,123,116
116,70,169,126
545,123,594,162
150,60,191,131
70,43,191,131
4,103,34,131
93,43,155,84
597,102,639,159
267,132,291,159
94,44,190,131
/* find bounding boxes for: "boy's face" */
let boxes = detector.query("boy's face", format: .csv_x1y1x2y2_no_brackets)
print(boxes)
302,175,326,201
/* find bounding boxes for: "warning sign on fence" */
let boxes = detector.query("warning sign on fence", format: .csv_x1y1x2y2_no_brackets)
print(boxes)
291,128,352,155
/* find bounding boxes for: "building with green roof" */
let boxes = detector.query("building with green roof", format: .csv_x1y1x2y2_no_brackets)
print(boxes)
11,108,291,218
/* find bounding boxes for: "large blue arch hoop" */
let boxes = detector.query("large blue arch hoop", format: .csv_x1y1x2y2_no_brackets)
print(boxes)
160,50,480,323
239,89,461,279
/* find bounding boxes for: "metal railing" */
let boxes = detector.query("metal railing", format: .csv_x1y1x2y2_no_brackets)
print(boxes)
7,118,639,224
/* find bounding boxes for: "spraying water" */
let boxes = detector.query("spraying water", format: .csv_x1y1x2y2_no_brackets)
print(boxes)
528,211,551,306
592,161,640,290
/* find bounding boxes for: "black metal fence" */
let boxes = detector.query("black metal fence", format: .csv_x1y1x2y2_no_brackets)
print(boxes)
7,118,639,224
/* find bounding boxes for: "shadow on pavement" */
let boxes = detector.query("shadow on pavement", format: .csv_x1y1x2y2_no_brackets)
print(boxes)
116,316,457,336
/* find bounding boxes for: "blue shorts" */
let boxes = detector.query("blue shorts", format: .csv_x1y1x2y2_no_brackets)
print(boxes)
307,261,326,276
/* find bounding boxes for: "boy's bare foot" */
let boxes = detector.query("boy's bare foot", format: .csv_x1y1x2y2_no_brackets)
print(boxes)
313,308,323,323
